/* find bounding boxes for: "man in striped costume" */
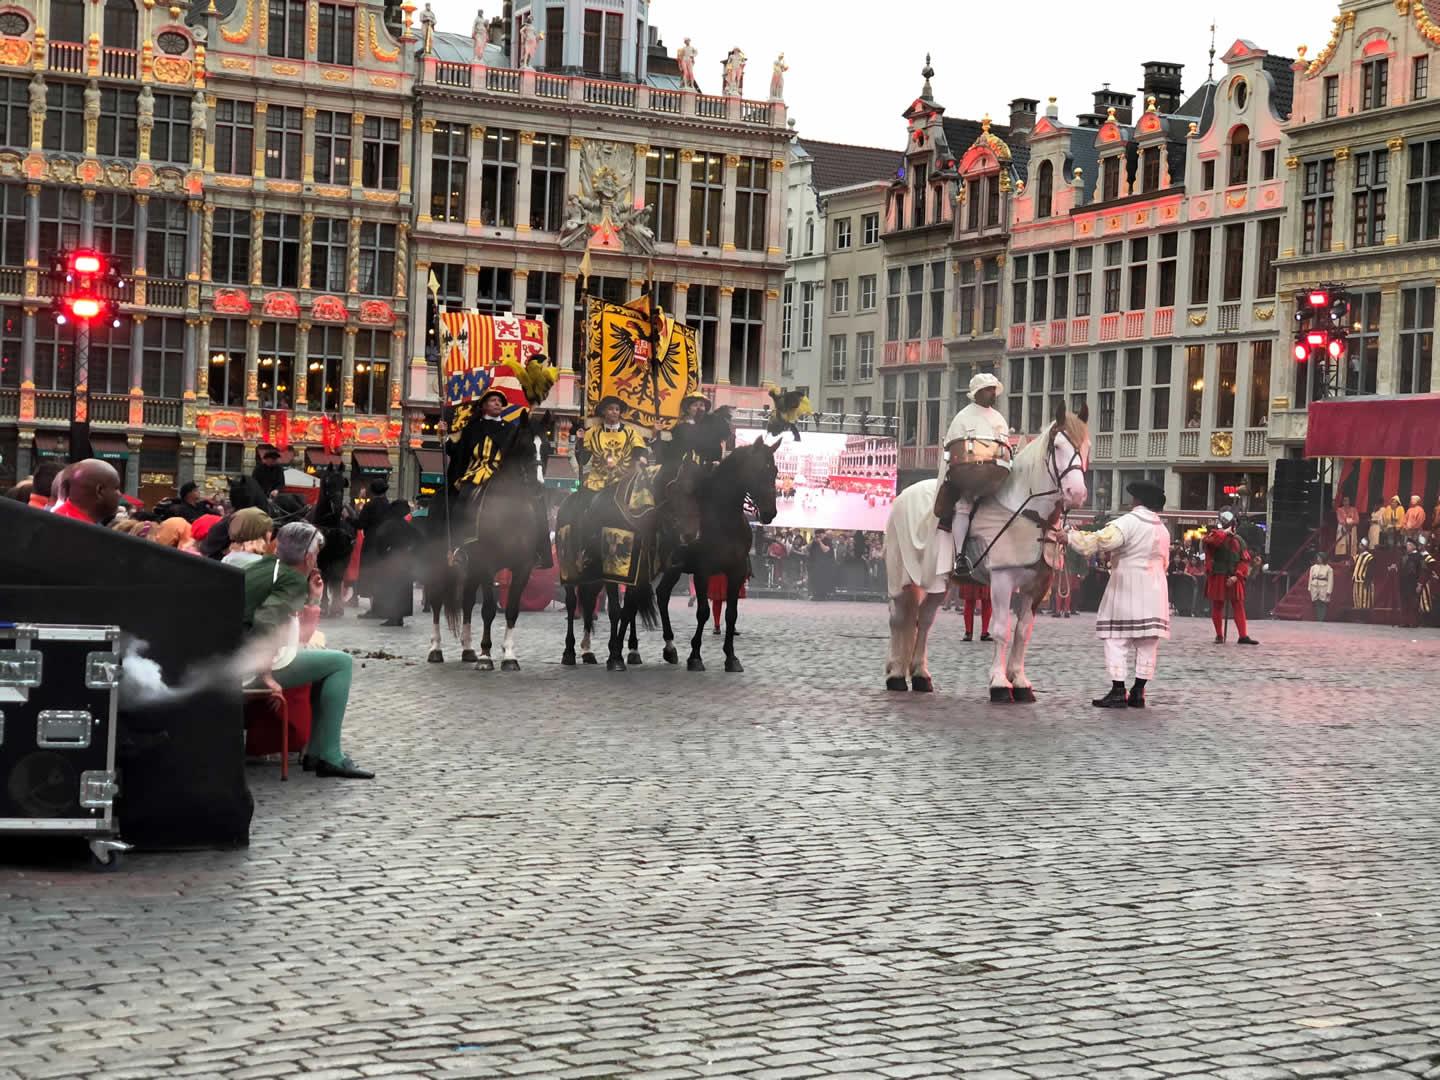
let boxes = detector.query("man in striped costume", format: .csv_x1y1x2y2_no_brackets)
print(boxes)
1351,540,1375,611
1066,481,1171,709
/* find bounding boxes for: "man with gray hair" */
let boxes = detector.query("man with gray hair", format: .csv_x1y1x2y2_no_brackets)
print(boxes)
242,521,374,779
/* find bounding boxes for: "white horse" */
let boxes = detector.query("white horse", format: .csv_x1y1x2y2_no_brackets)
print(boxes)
883,402,1090,699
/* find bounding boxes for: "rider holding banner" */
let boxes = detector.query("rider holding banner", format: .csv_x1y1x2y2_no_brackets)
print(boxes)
934,372,1014,575
580,396,650,491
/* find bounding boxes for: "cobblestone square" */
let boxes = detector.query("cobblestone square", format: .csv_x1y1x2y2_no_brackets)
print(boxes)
3,601,1440,1079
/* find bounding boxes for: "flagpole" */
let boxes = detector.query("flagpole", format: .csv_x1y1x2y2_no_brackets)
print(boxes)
428,270,453,556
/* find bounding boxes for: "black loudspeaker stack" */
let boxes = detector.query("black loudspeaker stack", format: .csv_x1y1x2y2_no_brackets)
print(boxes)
1270,458,1324,566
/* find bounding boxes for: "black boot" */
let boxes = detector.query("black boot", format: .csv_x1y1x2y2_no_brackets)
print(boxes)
1092,681,1128,708
1128,678,1147,708
1236,635,1259,645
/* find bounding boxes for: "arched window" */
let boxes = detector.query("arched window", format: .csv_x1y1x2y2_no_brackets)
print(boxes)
1036,160,1053,218
1228,124,1250,186
51,0,85,43
103,0,138,49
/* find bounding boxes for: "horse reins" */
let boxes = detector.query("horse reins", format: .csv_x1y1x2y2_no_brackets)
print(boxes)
959,427,1084,576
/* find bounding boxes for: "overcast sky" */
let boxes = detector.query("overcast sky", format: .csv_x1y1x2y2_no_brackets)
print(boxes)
431,0,1329,148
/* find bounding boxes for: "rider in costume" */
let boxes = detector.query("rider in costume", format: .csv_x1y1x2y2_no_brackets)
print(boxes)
1203,508,1258,645
581,396,649,491
935,372,1014,574
1351,539,1375,610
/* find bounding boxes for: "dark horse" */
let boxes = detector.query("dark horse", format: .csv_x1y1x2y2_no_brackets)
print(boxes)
654,439,779,672
307,468,356,616
422,420,548,670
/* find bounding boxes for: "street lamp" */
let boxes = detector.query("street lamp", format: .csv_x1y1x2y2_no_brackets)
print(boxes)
50,249,128,462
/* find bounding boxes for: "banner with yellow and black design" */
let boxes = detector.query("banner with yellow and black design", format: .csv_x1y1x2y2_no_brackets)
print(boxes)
583,295,699,431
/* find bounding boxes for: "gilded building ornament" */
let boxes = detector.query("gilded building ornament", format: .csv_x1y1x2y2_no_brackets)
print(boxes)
420,117,436,134
221,0,254,43
321,70,349,82
1254,306,1274,321
1210,432,1233,458
1305,14,1349,77
308,1,318,54
1188,312,1207,326
725,153,740,168
369,14,399,62
1388,136,1406,153
1285,155,1300,170
1333,146,1351,161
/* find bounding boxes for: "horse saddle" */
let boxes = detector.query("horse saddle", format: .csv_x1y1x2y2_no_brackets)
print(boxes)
951,534,989,588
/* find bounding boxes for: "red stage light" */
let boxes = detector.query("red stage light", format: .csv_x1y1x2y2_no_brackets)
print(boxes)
71,252,104,275
1327,338,1344,359
1307,291,1329,307
1293,342,1309,361
69,297,102,320
1305,330,1328,346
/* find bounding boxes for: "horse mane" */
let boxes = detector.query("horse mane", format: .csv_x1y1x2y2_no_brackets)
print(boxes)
229,475,269,511
1055,411,1090,455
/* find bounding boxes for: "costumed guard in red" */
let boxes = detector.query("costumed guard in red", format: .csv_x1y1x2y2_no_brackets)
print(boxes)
1203,509,1259,645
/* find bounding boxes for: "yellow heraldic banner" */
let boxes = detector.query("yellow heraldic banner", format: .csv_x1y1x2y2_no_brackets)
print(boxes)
583,295,699,431
440,311,550,405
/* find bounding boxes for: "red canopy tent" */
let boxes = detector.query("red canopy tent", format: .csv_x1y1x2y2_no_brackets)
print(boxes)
1304,395,1440,513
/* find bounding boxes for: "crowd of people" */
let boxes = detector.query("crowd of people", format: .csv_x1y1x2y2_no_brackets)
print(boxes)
1323,494,1438,630
6,456,396,780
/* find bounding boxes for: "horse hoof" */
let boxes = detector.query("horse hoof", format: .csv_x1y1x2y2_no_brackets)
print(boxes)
910,675,934,693
426,650,445,664
724,657,744,673
606,657,627,672
475,657,495,672
1012,686,1036,704
686,656,705,672
885,676,908,692
501,658,520,672
662,645,679,665
582,652,598,666
460,649,479,663
561,651,577,667
626,651,643,666
989,686,1013,704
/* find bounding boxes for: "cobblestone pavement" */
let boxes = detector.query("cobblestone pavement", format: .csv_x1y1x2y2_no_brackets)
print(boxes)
4,600,1440,1080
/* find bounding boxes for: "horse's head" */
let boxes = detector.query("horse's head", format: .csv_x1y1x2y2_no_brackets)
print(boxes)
1049,399,1091,510
739,439,780,524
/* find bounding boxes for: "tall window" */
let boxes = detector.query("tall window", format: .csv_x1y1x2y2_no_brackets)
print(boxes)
211,208,250,284
1053,250,1070,319
96,88,139,158
1343,291,1381,397
42,83,86,153
1012,254,1028,325
89,321,130,395
1301,159,1335,254
1214,342,1238,428
214,100,255,176
1248,341,1270,427
1122,348,1142,431
1362,57,1389,111
1352,149,1388,248
1323,75,1339,118
37,188,82,258
0,78,27,150
1406,139,1440,242
1140,147,1161,192
686,285,719,384
361,116,400,190
208,318,248,407
1035,161,1053,218
780,282,793,352
905,264,924,339
1221,223,1245,302
429,122,468,222
862,213,880,245
1228,125,1249,186
0,186,22,268
261,212,301,289
357,223,395,296
91,193,135,266
1399,285,1434,395
103,0,138,49
1075,247,1092,317
831,278,849,315
859,274,877,312
834,218,852,250
1157,233,1177,306
1102,242,1122,314
644,147,679,242
544,8,565,68
1201,160,1216,191
911,161,928,228
1255,218,1280,296
150,92,190,165
479,128,518,226
799,282,815,348
734,156,769,252
1101,156,1121,201
524,271,563,356
264,104,303,180
145,197,188,279
142,317,185,399
425,264,464,363
582,9,623,75
266,0,305,59
353,330,391,414
1071,352,1089,415
310,216,348,292
51,0,84,42
856,332,875,380
828,334,847,382
316,3,355,65
1415,56,1430,101
1097,350,1116,434
689,152,724,246
530,133,567,232
729,288,763,386
33,315,75,392
930,261,946,336
1183,345,1204,427
986,175,1000,226
307,326,345,413
1127,238,1147,311
957,262,976,335
313,111,351,185
981,258,999,332
1190,228,1212,304
1152,345,1171,430
1032,254,1051,323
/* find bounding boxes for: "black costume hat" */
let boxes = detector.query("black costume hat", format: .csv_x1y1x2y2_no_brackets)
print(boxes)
680,394,711,413
596,395,625,415
477,387,510,409
1126,480,1166,512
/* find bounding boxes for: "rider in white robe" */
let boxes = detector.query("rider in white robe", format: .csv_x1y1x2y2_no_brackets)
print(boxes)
935,372,1013,574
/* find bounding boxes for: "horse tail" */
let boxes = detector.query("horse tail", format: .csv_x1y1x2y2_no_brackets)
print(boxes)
444,547,466,638
630,582,659,632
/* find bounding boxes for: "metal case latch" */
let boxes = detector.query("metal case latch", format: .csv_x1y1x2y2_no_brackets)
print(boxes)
37,710,94,749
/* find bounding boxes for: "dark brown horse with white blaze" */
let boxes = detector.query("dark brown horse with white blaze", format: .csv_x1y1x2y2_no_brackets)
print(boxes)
654,438,780,673
423,422,548,671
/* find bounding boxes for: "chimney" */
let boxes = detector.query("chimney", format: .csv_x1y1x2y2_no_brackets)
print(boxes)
1092,87,1134,125
1008,97,1039,133
1141,61,1185,114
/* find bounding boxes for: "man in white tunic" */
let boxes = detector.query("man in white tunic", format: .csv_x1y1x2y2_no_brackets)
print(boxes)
934,372,1013,574
1065,480,1171,708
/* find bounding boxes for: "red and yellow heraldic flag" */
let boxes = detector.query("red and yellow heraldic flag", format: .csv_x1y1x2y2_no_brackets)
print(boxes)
440,311,549,405
584,295,699,431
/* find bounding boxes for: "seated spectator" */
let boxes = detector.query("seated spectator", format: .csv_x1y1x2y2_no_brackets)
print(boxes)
190,513,224,547
243,522,373,780
224,507,274,568
6,480,32,502
52,459,120,525
27,461,62,510
152,516,198,551
112,517,156,540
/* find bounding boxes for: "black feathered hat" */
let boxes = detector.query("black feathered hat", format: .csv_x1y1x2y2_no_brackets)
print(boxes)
1126,480,1166,511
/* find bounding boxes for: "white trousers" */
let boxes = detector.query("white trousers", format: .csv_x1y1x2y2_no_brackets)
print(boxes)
1104,637,1160,681
936,498,974,575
